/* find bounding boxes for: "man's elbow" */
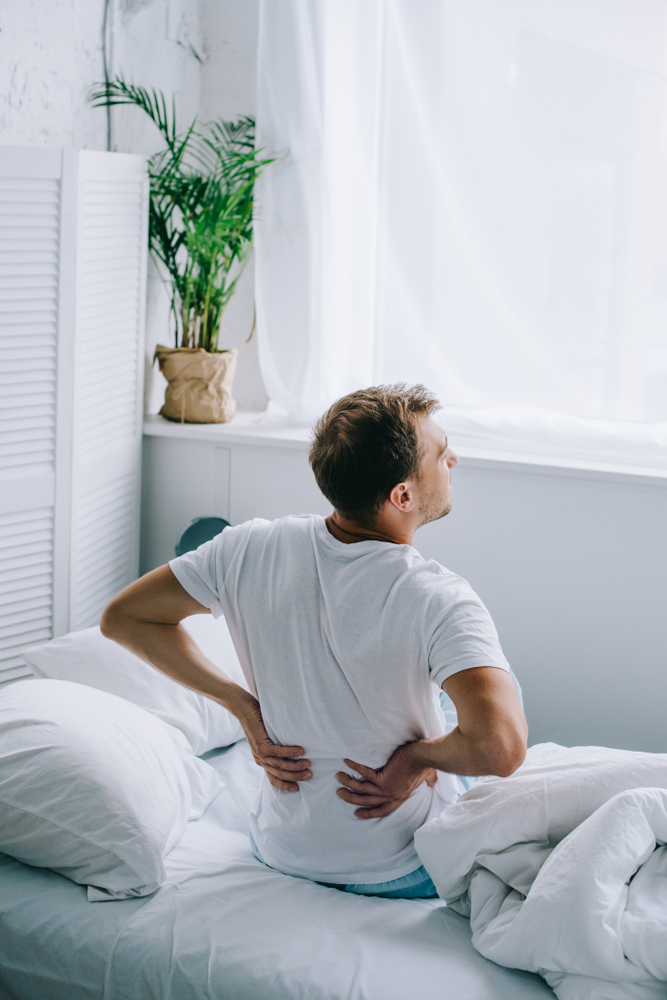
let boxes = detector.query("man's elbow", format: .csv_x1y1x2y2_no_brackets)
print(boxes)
100,596,125,642
493,742,526,777
493,727,527,777
479,726,527,778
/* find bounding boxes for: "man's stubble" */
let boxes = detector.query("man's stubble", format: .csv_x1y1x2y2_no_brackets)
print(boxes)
417,488,452,528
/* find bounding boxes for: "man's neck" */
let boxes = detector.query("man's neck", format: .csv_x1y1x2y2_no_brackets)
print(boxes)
325,512,414,547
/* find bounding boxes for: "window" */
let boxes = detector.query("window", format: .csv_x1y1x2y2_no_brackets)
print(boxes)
255,0,667,470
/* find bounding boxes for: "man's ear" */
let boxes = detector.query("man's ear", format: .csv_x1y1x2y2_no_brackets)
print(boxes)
387,481,415,513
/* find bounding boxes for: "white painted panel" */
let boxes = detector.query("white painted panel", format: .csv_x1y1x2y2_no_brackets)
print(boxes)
0,176,60,481
140,437,231,574
69,151,148,630
0,147,146,661
76,176,143,459
0,507,53,682
0,149,66,679
72,472,137,630
229,444,329,524
0,474,55,518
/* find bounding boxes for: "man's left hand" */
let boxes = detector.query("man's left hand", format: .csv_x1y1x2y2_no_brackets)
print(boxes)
336,744,437,818
337,667,527,817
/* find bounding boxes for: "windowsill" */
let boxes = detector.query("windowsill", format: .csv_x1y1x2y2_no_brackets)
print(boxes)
143,411,312,450
143,413,667,486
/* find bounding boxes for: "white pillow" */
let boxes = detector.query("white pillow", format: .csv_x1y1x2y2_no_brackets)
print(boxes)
0,679,222,901
21,615,247,756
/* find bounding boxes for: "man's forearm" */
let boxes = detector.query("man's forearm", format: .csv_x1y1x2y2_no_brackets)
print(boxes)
404,722,526,778
100,567,311,792
101,613,257,723
337,666,528,817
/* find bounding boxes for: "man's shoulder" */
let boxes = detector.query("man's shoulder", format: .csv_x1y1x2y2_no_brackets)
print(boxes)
223,514,320,549
234,514,319,536
211,516,320,578
401,546,461,586
401,549,480,608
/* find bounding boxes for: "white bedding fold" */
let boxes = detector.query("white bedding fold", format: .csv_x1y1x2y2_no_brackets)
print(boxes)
415,743,667,1000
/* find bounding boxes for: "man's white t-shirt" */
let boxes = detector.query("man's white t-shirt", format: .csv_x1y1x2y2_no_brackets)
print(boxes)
170,514,510,884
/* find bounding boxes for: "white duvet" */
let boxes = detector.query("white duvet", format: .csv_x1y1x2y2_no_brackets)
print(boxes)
415,743,667,1000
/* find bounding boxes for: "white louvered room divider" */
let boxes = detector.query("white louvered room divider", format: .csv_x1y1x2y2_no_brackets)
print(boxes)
70,154,147,631
0,148,148,682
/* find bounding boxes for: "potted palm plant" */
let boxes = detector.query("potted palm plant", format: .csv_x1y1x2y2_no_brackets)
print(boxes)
91,80,273,423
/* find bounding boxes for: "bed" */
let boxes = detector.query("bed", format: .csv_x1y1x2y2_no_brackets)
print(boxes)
0,738,555,1000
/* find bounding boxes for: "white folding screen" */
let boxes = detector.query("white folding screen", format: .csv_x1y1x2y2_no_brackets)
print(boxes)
0,148,147,682
0,149,70,682
70,153,147,631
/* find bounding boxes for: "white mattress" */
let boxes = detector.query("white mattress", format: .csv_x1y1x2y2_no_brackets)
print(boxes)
0,741,555,1000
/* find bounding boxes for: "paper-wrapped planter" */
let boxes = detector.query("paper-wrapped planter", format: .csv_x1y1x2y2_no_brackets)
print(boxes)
155,345,238,424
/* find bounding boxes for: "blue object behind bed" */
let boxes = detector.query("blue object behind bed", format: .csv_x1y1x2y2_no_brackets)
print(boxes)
175,517,231,557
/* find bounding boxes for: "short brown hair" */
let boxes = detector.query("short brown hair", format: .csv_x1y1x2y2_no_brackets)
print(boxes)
309,384,441,524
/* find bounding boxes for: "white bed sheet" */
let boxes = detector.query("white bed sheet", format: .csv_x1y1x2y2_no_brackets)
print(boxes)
0,741,555,1000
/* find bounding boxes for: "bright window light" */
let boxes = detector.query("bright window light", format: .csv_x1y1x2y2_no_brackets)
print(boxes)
255,0,667,469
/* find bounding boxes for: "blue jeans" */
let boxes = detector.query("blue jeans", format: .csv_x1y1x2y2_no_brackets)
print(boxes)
249,834,437,899
338,866,437,899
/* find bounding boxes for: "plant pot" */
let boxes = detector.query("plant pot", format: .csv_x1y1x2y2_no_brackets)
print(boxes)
155,346,238,424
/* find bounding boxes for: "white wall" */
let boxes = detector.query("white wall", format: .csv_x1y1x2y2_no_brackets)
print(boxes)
416,460,667,754
0,0,201,154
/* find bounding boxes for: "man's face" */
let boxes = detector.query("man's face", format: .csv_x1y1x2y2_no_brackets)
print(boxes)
414,417,459,527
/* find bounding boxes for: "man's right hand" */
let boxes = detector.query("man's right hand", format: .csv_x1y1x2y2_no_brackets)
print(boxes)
240,696,312,792
100,566,312,795
336,745,437,819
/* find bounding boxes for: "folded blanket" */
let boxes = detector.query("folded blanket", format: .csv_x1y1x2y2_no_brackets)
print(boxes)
414,743,667,1000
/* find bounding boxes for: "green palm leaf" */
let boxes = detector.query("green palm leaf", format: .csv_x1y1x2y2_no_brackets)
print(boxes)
90,78,274,351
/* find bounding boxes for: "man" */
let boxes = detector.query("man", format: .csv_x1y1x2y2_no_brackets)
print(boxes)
102,384,527,898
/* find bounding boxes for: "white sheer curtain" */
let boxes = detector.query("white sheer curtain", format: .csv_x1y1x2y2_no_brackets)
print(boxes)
254,0,667,469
